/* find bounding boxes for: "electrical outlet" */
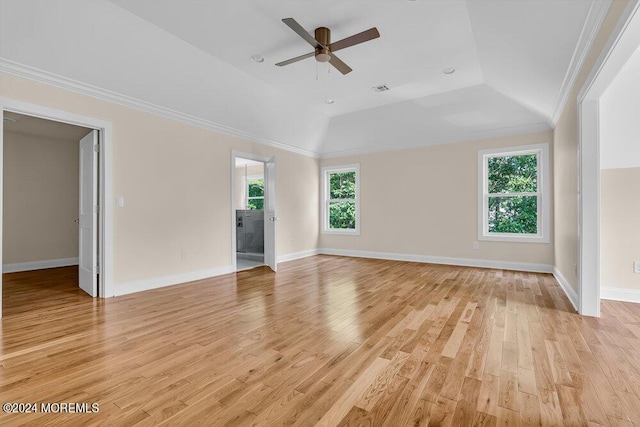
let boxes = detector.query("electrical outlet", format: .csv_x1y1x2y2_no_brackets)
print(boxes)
634,261,640,274
180,250,187,261
472,242,479,250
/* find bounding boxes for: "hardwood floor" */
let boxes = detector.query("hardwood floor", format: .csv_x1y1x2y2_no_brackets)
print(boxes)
1,256,640,426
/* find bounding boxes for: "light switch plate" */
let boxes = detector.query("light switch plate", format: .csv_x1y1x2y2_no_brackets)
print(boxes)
634,261,640,274
116,196,125,208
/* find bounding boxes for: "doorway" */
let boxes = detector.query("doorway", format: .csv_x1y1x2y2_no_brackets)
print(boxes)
578,0,640,316
0,98,114,318
235,157,265,271
2,111,97,298
231,151,277,272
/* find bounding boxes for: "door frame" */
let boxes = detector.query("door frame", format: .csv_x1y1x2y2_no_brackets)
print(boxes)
577,0,640,316
0,97,114,317
230,150,276,272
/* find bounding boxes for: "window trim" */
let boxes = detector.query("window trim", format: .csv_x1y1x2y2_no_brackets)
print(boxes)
478,143,550,243
321,164,360,235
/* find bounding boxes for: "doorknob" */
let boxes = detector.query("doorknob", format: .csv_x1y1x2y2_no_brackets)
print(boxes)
269,217,279,221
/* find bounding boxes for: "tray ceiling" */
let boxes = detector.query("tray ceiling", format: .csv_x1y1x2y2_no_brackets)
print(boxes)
0,0,611,156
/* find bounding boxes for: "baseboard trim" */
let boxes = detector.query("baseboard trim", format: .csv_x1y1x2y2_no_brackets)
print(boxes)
115,265,235,297
601,286,640,304
278,249,320,264
552,268,579,311
318,248,553,273
3,257,79,273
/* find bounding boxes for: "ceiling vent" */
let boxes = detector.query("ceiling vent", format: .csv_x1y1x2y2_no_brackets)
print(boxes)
371,84,390,93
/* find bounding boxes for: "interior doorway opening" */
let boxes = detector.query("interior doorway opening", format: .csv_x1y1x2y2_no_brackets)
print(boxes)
231,151,277,273
1,98,113,319
235,157,265,271
578,0,640,316
2,111,97,302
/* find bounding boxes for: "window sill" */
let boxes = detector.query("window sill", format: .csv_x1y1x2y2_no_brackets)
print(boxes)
322,229,360,236
479,234,549,244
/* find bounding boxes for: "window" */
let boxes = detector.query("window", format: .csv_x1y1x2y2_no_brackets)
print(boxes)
479,144,549,243
247,178,264,210
322,164,360,234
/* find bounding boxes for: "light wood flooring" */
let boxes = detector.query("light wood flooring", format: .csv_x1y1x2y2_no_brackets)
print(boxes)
2,255,640,426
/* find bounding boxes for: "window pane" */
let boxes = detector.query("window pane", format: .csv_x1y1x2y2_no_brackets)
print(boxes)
248,179,264,197
248,198,264,210
329,201,356,229
488,154,537,193
488,196,537,234
329,172,356,199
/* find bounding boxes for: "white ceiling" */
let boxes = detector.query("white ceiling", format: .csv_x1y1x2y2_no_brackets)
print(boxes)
0,0,611,157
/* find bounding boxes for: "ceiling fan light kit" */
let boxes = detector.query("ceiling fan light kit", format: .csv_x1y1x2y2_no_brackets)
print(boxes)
276,18,380,75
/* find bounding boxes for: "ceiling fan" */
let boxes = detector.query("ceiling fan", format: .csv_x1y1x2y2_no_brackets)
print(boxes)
276,18,380,75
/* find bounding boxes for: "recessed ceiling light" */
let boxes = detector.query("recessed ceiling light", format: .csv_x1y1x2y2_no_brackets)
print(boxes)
325,99,335,104
443,67,456,75
250,54,265,63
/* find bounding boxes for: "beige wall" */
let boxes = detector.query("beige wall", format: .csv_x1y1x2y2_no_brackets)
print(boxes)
553,0,629,293
600,167,640,290
2,130,79,264
320,130,554,266
0,73,319,286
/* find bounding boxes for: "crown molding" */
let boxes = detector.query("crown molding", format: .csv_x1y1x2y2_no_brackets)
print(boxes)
0,58,320,159
549,0,612,125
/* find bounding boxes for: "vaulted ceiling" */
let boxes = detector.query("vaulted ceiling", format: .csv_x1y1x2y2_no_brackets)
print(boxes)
0,0,611,157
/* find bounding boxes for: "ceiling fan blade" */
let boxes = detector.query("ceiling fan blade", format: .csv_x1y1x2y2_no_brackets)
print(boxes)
329,53,352,75
275,51,315,67
330,27,380,52
282,18,320,48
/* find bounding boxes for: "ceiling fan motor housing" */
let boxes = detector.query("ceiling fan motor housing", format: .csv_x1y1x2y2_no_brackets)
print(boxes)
315,27,331,62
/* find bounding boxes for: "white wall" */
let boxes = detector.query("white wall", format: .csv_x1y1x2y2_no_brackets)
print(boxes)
600,45,640,170
2,130,79,265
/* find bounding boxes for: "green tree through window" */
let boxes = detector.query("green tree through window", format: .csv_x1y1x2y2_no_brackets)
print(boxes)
323,165,359,233
479,144,549,242
487,154,538,234
247,178,264,210
329,171,356,229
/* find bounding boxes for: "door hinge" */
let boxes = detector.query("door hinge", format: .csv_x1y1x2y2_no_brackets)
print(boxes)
94,144,100,153
94,205,99,214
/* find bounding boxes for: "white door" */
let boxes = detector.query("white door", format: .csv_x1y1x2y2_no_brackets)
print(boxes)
264,156,277,272
79,130,98,296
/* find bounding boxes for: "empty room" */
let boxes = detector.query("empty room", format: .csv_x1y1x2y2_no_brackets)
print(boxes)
1,0,640,425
